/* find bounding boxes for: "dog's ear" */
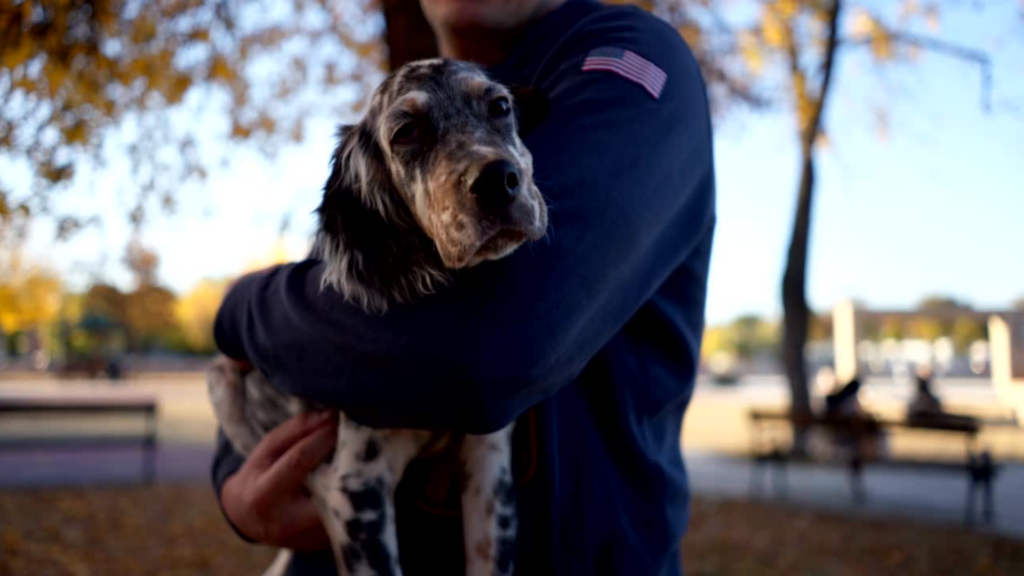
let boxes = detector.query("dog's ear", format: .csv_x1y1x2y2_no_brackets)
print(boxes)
314,124,445,312
322,124,401,222
509,85,549,138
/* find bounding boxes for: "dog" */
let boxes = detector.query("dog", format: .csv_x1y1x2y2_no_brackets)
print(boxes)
208,58,548,576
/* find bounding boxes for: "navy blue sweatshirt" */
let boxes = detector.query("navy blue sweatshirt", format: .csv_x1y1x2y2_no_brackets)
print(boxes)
212,1,716,574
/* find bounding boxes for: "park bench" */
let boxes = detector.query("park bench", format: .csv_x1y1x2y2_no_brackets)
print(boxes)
0,391,159,483
747,409,1000,525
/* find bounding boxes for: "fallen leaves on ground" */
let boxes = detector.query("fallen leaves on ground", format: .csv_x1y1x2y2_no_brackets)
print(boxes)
684,498,1024,576
0,484,274,576
0,485,1021,576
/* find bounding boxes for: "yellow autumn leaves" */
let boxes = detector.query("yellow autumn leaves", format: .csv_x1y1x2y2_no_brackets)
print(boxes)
738,0,943,75
0,0,385,239
173,279,231,352
731,0,948,145
0,262,62,336
0,269,230,355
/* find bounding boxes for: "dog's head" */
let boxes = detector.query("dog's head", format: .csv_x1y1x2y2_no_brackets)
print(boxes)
315,59,548,311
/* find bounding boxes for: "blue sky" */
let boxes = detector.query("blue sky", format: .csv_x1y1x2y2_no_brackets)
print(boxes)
707,1,1024,323
9,1,1024,325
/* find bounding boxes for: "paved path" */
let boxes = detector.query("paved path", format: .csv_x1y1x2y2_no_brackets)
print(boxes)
0,443,215,488
0,377,218,488
3,444,1021,539
1,376,1021,540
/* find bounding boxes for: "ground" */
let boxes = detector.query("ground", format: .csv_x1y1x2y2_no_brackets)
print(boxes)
1,484,1022,576
1,376,1021,574
686,498,1023,576
0,484,275,576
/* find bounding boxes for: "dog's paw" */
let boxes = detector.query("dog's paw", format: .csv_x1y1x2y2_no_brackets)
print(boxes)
208,355,249,386
207,355,250,407
207,355,261,455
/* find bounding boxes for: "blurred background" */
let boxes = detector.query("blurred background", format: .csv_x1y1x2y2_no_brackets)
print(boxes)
1,0,1023,575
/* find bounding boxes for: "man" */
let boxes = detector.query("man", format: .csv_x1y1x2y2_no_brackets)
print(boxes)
212,0,716,574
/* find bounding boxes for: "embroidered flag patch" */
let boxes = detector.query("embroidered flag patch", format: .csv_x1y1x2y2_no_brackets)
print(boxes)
581,47,667,100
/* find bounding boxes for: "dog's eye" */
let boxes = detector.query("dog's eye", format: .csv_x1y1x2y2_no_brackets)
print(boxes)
488,97,512,119
392,122,419,144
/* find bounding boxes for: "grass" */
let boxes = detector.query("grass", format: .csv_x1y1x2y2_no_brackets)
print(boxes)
1,484,1021,576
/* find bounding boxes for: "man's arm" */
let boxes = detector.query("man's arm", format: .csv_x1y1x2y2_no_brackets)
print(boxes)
212,413,338,550
214,16,715,434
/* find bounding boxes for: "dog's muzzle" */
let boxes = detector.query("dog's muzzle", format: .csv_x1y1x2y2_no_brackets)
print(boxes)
436,151,546,269
469,159,542,235
471,159,521,207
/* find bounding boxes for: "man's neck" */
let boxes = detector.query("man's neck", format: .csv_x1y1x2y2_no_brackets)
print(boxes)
437,31,518,66
435,0,566,66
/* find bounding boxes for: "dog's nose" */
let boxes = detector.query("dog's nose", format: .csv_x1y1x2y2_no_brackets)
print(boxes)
471,160,520,205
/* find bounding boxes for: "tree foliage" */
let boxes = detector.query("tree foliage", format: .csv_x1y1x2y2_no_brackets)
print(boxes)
950,316,986,351
0,253,62,334
1,0,385,241
918,295,971,313
1,0,1007,376
80,281,176,351
0,0,787,249
701,315,779,359
123,237,160,287
174,277,228,353
905,316,944,341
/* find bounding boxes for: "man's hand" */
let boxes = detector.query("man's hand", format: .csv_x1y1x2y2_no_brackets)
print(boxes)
220,410,338,551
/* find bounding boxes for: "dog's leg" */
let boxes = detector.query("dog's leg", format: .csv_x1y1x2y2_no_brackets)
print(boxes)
207,355,261,455
461,424,516,576
260,550,293,576
307,418,430,576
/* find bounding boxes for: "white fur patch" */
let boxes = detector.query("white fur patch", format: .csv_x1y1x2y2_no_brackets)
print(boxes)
461,425,517,576
398,90,430,107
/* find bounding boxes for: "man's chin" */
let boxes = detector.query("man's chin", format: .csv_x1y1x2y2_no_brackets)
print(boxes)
431,1,528,31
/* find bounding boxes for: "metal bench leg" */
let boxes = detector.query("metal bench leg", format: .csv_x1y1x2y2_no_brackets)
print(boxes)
750,456,766,497
966,451,996,526
964,473,977,525
772,450,789,500
980,452,995,525
849,458,866,505
983,477,995,525
143,440,156,484
143,409,158,484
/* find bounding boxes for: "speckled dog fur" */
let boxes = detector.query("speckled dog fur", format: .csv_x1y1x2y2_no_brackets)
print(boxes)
208,59,547,576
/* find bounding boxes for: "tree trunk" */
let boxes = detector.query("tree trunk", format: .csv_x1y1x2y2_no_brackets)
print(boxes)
381,0,438,70
782,150,816,453
780,0,843,455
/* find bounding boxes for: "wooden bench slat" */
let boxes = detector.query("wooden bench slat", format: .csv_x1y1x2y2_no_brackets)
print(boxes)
0,391,159,484
0,393,157,413
767,455,981,471
0,436,156,449
749,409,980,433
747,405,1000,524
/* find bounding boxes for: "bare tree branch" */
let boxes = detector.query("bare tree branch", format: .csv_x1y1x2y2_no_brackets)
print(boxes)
807,0,844,145
839,31,992,111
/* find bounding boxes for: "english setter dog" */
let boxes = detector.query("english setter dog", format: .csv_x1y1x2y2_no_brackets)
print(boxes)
208,58,548,576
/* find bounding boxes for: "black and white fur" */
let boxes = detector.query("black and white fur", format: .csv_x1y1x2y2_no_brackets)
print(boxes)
208,58,548,576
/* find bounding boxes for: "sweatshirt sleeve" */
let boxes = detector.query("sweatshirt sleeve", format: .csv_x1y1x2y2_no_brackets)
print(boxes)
213,11,715,434
210,427,257,543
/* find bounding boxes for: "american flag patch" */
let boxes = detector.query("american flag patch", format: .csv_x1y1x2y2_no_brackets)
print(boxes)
581,47,667,100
